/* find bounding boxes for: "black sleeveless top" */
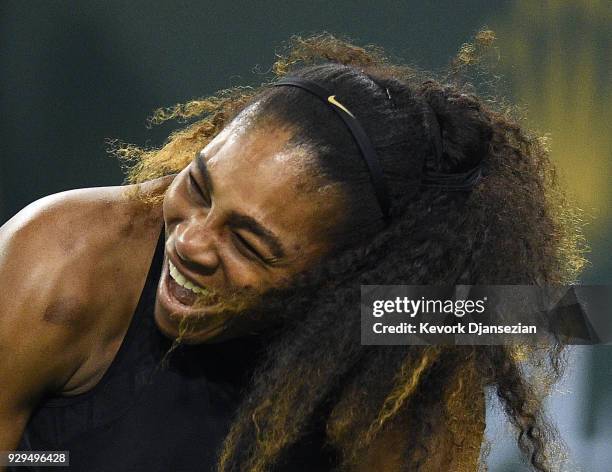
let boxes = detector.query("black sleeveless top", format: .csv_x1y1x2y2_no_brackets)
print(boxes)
13,228,335,471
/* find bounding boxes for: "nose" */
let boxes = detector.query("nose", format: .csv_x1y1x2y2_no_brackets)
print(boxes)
173,220,221,274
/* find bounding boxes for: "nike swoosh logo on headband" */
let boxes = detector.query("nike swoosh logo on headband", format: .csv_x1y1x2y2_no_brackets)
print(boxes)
327,95,355,118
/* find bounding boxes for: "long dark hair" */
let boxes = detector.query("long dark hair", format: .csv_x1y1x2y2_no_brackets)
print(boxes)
114,31,588,471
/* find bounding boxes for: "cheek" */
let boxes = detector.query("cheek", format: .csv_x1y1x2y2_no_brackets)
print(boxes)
220,252,275,291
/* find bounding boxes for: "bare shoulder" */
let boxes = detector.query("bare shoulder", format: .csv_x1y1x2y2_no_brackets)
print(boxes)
0,176,171,256
0,178,169,319
0,177,171,400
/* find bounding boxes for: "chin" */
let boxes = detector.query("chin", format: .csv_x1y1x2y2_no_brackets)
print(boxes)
152,254,231,343
152,302,230,344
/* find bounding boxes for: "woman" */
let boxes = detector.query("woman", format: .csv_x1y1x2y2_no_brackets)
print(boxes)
0,32,586,471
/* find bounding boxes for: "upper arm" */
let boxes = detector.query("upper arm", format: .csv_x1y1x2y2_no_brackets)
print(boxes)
0,196,90,451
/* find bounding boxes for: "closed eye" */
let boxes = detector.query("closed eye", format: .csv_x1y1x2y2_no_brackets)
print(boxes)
232,231,275,265
188,171,211,207
232,231,262,259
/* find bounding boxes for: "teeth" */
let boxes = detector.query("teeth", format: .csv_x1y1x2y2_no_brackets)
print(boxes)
168,261,209,295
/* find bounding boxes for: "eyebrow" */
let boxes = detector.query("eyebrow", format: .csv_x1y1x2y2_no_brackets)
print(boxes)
196,151,214,194
227,212,287,261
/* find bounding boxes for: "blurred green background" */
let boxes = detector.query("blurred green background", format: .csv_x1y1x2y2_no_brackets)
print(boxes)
1,1,610,470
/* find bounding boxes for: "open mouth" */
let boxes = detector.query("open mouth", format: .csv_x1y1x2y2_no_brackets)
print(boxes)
169,260,210,296
159,259,219,317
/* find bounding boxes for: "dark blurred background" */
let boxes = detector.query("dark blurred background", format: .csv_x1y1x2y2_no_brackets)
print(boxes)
1,1,610,470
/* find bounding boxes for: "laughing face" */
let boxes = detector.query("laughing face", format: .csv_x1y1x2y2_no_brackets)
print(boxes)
153,111,346,344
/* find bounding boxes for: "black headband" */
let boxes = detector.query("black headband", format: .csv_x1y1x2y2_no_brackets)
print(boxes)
273,77,391,221
272,76,483,221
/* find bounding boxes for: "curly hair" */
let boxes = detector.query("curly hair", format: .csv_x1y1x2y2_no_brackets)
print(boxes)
111,30,588,471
